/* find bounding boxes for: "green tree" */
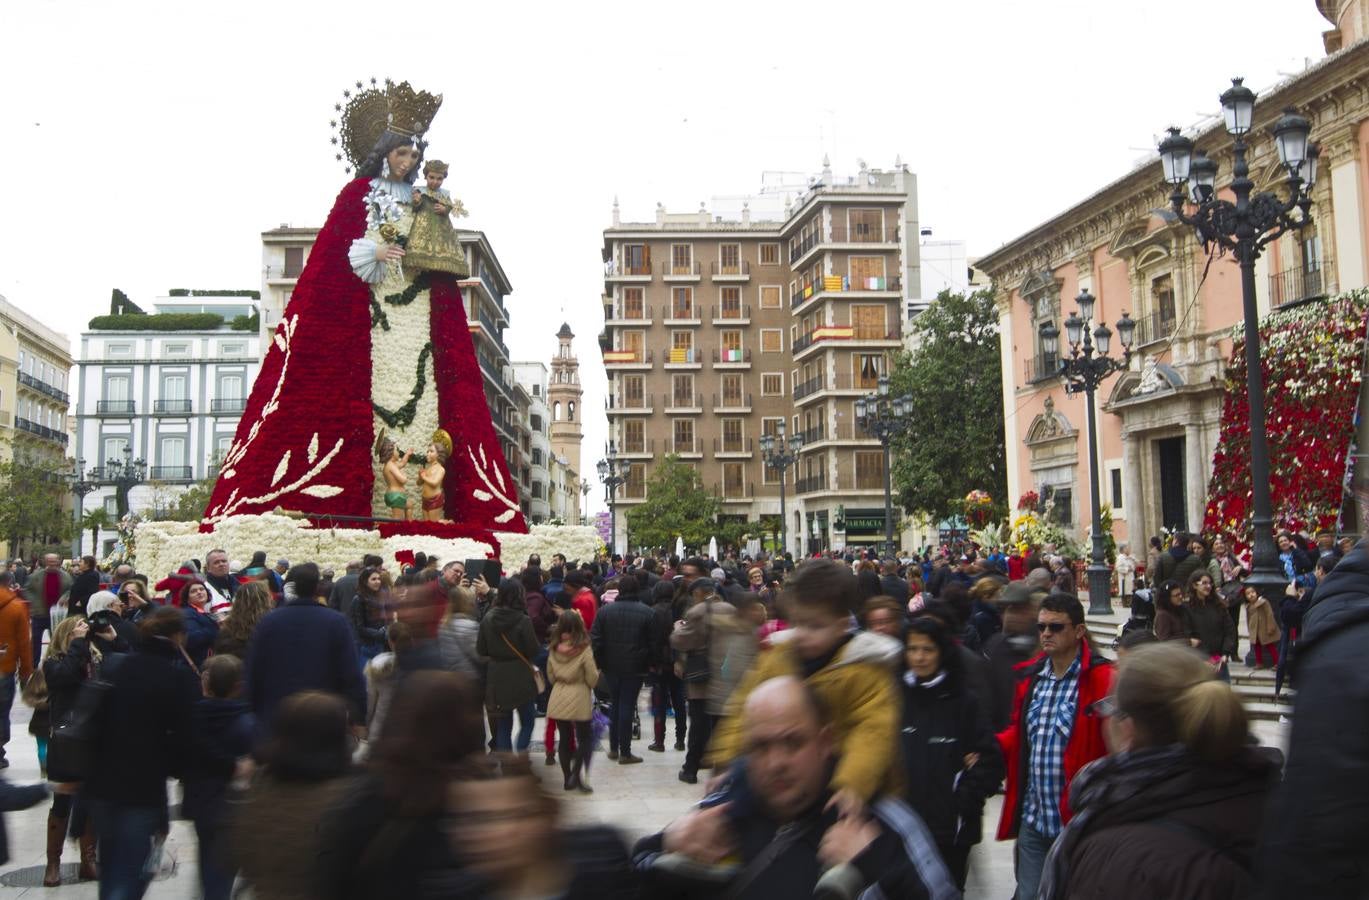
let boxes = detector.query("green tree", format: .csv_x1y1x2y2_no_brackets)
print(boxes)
624,455,722,550
888,288,1008,525
79,508,112,556
0,453,72,558
164,472,218,522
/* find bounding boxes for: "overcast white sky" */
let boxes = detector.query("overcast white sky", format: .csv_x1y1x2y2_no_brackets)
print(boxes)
0,0,1331,511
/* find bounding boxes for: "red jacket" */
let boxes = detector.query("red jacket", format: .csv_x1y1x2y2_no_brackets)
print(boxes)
995,639,1113,841
1007,554,1026,581
572,588,598,631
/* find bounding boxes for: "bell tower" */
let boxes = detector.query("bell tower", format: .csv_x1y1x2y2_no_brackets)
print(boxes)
548,322,583,479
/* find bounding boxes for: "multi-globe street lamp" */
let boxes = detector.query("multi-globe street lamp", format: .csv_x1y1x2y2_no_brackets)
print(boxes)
1039,290,1136,615
68,458,97,557
760,421,803,559
596,443,630,557
1157,77,1318,602
854,375,913,558
104,445,146,519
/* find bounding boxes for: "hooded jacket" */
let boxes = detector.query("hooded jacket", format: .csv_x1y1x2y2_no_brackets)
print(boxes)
995,639,1114,841
0,587,31,680
1155,546,1202,586
1244,594,1281,646
1258,541,1369,898
547,638,599,721
707,629,903,801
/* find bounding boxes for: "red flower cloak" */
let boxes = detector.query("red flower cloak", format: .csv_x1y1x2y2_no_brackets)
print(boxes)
201,177,528,540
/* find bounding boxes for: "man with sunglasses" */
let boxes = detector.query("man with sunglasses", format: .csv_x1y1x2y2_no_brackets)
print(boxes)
995,594,1114,900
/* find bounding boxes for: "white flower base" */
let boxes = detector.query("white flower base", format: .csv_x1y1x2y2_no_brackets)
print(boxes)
134,515,605,582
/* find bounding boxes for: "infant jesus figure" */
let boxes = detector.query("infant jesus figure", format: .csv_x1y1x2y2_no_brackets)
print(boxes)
406,159,470,276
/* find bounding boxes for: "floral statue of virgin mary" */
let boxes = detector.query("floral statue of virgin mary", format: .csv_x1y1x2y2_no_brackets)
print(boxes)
201,79,527,542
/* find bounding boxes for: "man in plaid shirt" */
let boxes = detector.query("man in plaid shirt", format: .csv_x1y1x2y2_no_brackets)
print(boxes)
995,594,1114,900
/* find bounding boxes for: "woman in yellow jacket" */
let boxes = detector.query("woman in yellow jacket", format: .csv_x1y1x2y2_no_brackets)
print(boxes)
546,610,599,793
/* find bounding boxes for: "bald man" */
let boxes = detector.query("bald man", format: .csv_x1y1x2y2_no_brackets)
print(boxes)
634,676,958,900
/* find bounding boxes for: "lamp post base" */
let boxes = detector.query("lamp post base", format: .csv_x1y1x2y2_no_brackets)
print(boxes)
1086,562,1113,616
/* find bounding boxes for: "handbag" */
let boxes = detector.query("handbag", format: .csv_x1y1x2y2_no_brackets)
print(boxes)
501,632,547,694
47,676,113,782
682,598,712,685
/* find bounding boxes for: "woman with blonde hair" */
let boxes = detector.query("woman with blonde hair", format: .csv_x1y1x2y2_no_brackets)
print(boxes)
547,609,598,793
42,615,102,885
213,580,275,658
1038,642,1278,899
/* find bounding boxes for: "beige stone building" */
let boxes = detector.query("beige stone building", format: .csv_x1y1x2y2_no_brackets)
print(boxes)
978,6,1369,549
601,163,921,554
0,294,73,558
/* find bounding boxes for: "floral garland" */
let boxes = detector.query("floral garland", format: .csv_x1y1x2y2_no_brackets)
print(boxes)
1202,289,1369,552
372,342,433,430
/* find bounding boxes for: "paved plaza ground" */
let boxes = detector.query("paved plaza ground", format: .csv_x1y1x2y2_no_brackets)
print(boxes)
0,689,1285,898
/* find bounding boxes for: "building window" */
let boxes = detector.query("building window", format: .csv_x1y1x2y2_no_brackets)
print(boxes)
670,331,694,357
102,435,129,465
760,285,781,309
219,341,247,357
163,342,190,358
1151,274,1176,332
848,208,885,242
721,418,743,452
673,419,695,454
720,330,742,356
671,373,695,406
670,244,693,274
158,435,187,471
107,343,132,358
622,419,645,454
103,497,118,517
671,287,694,319
622,243,650,275
1108,464,1124,513
760,329,783,353
532,448,544,466
622,375,645,407
719,286,742,318
849,256,887,289
530,414,543,431
719,243,741,275
622,286,645,319
720,373,744,406
855,450,884,489
160,370,188,402
284,246,305,278
853,354,884,390
759,243,779,266
103,372,131,402
761,373,783,396
722,461,745,496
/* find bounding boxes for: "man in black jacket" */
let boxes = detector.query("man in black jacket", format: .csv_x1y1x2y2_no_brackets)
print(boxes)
590,573,656,764
879,558,909,605
1258,539,1369,898
634,676,957,900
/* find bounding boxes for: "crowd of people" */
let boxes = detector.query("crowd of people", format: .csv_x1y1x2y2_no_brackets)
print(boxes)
0,526,1357,898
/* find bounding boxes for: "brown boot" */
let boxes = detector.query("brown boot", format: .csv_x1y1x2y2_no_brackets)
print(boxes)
77,822,97,882
43,812,65,887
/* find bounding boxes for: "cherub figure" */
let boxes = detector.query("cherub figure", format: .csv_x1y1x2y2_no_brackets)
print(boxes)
375,429,412,520
406,159,469,276
420,428,453,522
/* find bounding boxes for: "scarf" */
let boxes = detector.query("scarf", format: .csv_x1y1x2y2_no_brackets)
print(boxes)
1037,744,1190,900
44,570,60,605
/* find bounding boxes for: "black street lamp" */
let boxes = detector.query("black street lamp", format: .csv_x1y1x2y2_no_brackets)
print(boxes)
580,479,591,527
596,444,629,556
1039,289,1136,615
68,458,97,557
760,421,803,559
854,375,913,558
1157,77,1317,603
105,445,146,519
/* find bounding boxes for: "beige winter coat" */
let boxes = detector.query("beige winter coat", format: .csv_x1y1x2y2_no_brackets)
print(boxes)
546,640,598,722
1245,595,1282,646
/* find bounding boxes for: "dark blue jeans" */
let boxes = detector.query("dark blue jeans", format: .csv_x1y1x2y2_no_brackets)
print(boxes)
607,674,644,756
92,798,165,900
492,701,536,752
651,672,687,746
194,814,234,900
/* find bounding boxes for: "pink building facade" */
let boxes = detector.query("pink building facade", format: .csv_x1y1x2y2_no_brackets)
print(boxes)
979,17,1369,551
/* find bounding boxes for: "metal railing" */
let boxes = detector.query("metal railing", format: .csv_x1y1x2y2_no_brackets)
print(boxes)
1133,311,1177,347
671,438,702,455
788,232,821,264
617,438,655,456
790,275,903,307
153,399,192,414
710,303,751,321
714,481,755,500
622,479,648,499
793,374,825,401
829,224,901,244
713,392,752,410
852,324,900,341
604,348,654,365
605,394,652,412
796,423,826,444
660,261,702,277
14,417,67,445
713,437,754,455
662,392,704,411
17,372,69,404
1270,259,1332,308
1023,355,1060,384
712,348,752,364
605,303,653,322
662,348,698,364
665,304,701,321
607,260,653,277
795,472,829,493
710,260,751,278
149,465,193,482
96,400,136,415
210,398,246,413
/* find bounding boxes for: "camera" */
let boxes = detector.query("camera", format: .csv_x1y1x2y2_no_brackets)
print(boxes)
87,610,120,633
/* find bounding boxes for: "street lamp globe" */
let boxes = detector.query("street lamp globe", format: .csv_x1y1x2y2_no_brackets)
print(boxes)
788,434,804,454
1093,323,1113,356
1075,289,1096,324
1298,142,1321,188
596,458,608,480
855,397,868,421
1219,77,1257,136
1158,127,1194,186
1273,108,1311,170
1116,312,1137,350
877,375,890,398
760,434,774,455
1188,152,1218,204
1039,321,1060,356
1064,310,1084,348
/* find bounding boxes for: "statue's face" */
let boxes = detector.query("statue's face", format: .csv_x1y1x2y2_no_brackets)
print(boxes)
387,145,418,179
427,444,438,464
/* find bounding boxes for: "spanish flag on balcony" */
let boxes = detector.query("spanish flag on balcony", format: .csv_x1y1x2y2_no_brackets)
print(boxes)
812,326,854,342
669,348,693,364
603,350,637,363
823,275,844,292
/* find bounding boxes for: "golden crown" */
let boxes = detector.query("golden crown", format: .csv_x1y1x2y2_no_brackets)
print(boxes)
330,78,443,174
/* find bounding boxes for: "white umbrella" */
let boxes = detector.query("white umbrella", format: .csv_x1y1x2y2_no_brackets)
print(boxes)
708,535,718,562
674,535,685,558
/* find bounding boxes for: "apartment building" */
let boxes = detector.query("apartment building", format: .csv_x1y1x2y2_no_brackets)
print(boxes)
74,291,263,554
0,294,74,559
602,162,920,554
